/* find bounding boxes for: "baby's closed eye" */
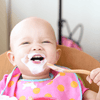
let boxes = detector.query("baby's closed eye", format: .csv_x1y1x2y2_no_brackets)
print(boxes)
42,41,50,43
22,42,30,45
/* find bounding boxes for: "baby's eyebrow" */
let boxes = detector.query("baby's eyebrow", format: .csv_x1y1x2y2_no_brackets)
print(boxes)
42,37,55,40
19,37,31,41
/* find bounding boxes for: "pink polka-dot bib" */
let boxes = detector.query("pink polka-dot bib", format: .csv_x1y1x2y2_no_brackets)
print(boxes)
0,67,87,100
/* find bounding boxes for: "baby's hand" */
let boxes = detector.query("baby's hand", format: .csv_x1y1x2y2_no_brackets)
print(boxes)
0,95,18,100
86,68,100,86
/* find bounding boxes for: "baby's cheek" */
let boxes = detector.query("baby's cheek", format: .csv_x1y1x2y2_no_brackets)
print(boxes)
46,49,57,63
48,56,57,64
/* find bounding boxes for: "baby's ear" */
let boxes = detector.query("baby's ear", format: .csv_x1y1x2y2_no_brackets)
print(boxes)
56,49,61,63
7,51,16,66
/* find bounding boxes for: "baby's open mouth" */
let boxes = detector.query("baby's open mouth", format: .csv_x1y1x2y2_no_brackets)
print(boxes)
30,54,45,64
31,56,44,61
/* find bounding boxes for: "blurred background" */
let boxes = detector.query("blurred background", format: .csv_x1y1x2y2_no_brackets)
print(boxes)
0,0,100,62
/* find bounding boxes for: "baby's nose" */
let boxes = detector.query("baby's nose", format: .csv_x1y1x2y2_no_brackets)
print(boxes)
32,46,42,51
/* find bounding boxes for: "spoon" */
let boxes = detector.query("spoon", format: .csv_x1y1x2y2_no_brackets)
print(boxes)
47,63,90,75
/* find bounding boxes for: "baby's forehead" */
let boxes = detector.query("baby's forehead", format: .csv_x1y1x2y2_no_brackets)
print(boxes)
11,17,54,35
10,17,56,49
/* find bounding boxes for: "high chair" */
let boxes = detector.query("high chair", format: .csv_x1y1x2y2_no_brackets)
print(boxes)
0,45,100,92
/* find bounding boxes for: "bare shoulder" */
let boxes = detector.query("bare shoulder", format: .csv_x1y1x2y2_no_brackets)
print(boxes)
83,90,97,100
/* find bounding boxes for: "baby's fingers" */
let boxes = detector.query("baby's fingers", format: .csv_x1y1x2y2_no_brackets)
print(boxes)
90,71,100,85
90,68,100,83
86,75,92,84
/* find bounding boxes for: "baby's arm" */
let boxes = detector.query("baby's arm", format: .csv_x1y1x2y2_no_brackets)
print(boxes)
83,68,100,100
83,90,97,100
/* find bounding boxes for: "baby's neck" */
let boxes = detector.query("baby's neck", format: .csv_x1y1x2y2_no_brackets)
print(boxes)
22,73,50,80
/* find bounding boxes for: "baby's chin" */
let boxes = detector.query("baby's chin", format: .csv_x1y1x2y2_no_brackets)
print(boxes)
22,67,51,80
21,55,48,75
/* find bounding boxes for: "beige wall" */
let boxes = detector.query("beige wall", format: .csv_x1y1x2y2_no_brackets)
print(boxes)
1,0,100,62
0,0,7,54
11,0,100,61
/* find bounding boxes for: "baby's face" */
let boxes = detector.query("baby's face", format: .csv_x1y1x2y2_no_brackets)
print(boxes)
9,18,60,78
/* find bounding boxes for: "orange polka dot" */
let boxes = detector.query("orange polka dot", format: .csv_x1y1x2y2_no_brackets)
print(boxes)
13,74,19,77
69,99,75,100
44,93,52,97
8,81,14,87
47,80,53,85
59,72,66,76
71,81,78,88
57,85,65,92
19,96,26,100
33,88,40,94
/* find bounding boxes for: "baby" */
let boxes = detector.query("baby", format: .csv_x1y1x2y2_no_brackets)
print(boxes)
0,17,100,100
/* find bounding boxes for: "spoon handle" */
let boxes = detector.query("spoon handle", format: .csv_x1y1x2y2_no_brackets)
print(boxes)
47,63,90,75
